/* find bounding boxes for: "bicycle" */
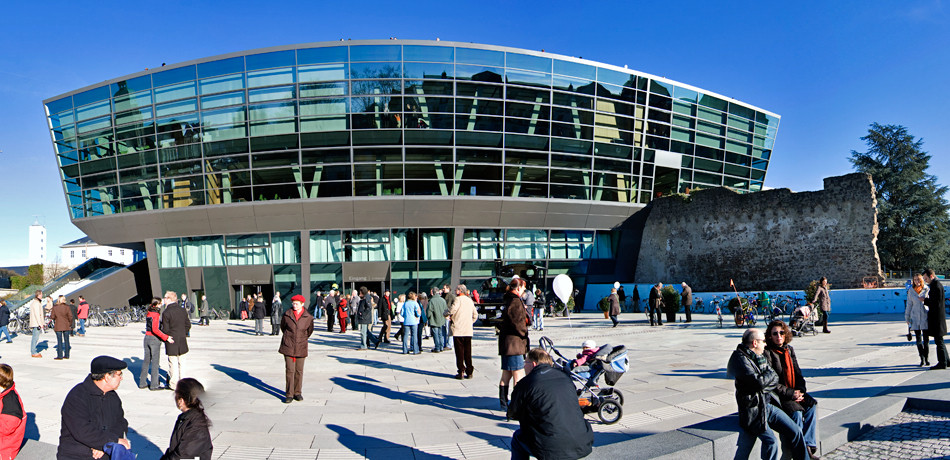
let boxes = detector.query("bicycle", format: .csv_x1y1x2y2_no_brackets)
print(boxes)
733,297,756,328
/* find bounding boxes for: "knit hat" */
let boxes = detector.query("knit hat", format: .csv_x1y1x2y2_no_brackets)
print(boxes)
582,339,596,349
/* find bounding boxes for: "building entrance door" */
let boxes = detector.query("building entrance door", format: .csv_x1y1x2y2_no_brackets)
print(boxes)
233,284,275,318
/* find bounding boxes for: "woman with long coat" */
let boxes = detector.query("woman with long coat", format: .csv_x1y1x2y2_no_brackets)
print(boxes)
279,295,314,404
497,278,529,411
764,320,819,458
906,274,930,366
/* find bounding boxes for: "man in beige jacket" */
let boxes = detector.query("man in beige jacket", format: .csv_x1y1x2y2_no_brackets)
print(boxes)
448,285,478,379
27,291,46,357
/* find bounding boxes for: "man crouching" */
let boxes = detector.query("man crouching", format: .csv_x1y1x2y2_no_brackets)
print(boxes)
727,329,809,460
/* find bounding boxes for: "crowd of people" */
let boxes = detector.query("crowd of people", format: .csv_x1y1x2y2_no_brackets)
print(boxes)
4,269,947,460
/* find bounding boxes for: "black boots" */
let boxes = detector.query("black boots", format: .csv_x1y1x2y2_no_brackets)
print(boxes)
499,385,509,410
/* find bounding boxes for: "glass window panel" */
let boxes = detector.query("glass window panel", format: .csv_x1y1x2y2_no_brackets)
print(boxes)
202,106,247,126
674,86,698,102
650,80,674,97
300,98,348,116
155,98,197,117
182,236,225,267
698,93,728,111
351,80,402,95
300,115,348,132
247,67,295,87
598,68,637,88
553,92,593,109
199,74,244,95
300,82,347,98
506,69,551,87
404,80,453,96
549,230,594,259
46,97,74,115
457,47,504,66
403,61,453,79
115,107,153,126
297,46,347,64
154,81,197,104
728,103,755,120
156,239,184,268
553,76,594,93
113,91,152,113
351,62,401,80
404,45,454,62
270,232,300,264
553,60,595,79
298,63,348,83
198,57,245,78
350,45,400,61
456,65,504,82
246,50,295,71
201,91,245,110
76,100,111,122
507,53,551,72
457,98,503,115
153,66,196,88
249,86,295,103
77,116,112,135
73,86,111,107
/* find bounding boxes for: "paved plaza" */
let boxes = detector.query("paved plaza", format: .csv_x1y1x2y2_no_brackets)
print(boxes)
824,408,950,459
4,310,947,459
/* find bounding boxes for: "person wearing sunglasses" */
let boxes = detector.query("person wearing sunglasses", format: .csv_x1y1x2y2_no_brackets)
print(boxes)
764,320,820,459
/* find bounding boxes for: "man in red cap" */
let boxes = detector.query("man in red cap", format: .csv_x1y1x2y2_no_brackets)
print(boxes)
279,295,314,403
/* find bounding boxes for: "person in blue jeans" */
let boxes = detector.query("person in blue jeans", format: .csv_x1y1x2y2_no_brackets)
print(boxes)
727,328,807,460
0,301,13,343
27,292,46,357
401,292,422,354
764,320,820,458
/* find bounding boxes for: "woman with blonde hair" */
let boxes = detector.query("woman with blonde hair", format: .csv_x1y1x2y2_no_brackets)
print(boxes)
906,274,930,367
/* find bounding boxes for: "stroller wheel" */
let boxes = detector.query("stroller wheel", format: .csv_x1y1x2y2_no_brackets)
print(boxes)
598,388,624,406
598,399,623,424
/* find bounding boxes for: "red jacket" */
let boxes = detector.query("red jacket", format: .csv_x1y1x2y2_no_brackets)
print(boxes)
77,301,89,319
0,384,25,460
145,311,170,341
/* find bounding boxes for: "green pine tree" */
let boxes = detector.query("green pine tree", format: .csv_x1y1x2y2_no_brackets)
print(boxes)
850,123,950,272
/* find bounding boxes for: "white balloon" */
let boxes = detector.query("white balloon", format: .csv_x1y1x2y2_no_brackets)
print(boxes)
553,274,573,304
613,281,620,289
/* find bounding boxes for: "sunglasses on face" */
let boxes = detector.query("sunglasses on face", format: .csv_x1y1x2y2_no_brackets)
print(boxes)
770,330,783,336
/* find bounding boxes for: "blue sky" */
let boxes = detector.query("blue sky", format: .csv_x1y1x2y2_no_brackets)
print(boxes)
1,1,948,266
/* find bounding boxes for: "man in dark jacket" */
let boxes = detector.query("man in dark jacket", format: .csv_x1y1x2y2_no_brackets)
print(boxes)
59,356,131,459
648,283,663,326
161,291,191,390
508,348,593,460
357,287,380,350
727,329,806,460
252,292,266,336
681,282,693,323
608,288,620,327
0,300,12,343
378,291,393,343
924,269,948,370
280,295,314,403
323,291,337,332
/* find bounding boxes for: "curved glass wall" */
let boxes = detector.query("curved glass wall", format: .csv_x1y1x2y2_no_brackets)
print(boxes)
46,41,779,220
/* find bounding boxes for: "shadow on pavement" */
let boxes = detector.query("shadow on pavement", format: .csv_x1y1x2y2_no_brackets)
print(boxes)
330,375,498,418
326,424,455,460
805,364,923,378
328,355,456,379
811,380,950,399
128,426,164,459
212,364,284,400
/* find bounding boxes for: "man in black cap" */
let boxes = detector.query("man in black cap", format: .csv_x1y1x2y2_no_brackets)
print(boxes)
58,355,131,459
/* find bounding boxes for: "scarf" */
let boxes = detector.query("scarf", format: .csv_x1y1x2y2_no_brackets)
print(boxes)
772,346,795,388
914,283,923,294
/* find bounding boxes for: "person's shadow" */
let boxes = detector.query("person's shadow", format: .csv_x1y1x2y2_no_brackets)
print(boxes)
326,424,455,459
123,357,169,387
211,364,284,400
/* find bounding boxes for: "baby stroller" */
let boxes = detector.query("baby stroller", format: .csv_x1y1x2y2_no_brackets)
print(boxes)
538,336,628,424
789,305,818,336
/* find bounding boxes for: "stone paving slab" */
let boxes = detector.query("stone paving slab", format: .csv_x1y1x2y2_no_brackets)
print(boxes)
824,409,950,459
3,312,939,459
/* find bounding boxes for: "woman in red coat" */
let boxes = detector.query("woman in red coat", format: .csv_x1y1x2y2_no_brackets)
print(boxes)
337,296,348,333
0,364,26,460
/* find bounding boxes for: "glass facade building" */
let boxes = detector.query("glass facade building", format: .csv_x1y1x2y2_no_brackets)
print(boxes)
44,40,779,312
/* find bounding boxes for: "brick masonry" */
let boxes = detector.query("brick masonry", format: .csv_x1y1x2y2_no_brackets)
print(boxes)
634,173,884,291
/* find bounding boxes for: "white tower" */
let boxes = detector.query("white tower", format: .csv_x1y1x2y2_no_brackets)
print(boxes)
28,218,46,266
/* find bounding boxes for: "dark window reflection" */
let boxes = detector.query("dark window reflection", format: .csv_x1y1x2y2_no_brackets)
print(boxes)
457,83,504,98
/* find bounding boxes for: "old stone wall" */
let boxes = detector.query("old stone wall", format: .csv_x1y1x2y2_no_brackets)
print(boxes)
634,173,883,291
